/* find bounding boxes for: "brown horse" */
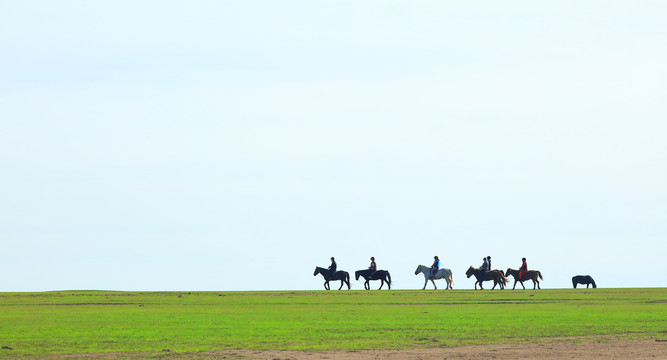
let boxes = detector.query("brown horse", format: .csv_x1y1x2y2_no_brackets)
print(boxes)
465,266,508,290
505,268,543,290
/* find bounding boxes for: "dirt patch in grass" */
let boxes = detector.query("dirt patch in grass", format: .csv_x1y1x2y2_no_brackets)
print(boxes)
216,340,666,359
48,339,667,359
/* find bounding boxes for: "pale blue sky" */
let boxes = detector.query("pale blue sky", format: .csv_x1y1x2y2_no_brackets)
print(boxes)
1,1,666,291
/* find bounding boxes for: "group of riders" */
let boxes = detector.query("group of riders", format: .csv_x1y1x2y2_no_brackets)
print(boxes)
432,255,529,280
326,256,376,277
328,255,530,281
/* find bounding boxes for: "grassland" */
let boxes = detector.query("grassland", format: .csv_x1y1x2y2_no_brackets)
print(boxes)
0,288,665,358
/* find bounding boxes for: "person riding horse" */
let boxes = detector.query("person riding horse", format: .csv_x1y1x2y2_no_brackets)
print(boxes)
430,256,440,279
480,257,490,279
329,257,337,278
519,257,527,280
369,257,377,275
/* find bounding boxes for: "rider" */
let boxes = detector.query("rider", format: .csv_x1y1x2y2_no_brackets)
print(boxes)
519,257,527,280
369,257,377,275
480,257,489,279
487,256,492,270
430,256,440,278
328,257,337,277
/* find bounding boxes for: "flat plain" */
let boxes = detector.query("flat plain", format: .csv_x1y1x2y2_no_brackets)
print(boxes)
0,288,665,359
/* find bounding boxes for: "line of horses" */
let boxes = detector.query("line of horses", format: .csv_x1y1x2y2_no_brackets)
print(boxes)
313,267,392,290
314,265,556,291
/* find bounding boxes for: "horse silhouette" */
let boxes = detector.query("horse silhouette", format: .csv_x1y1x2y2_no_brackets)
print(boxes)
313,266,350,290
355,269,392,290
572,275,596,288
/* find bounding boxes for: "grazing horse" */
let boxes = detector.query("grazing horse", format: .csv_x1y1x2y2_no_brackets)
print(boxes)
505,268,543,290
313,266,350,290
355,269,392,290
572,275,596,288
415,265,454,290
465,266,508,290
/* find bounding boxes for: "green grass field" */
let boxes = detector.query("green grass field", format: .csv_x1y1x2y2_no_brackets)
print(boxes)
0,288,665,358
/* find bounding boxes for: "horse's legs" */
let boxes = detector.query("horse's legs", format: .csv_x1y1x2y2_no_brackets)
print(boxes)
324,281,330,290
431,279,437,290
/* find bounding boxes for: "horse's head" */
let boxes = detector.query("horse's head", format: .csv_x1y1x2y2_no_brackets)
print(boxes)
355,270,361,281
465,266,474,278
505,268,512,277
415,265,423,275
314,267,322,276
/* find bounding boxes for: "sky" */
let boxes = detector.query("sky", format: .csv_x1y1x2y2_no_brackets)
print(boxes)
1,1,666,291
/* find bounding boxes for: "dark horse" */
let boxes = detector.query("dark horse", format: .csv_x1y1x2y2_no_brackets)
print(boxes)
505,268,543,290
572,275,596,288
355,269,392,290
465,266,508,290
314,266,350,290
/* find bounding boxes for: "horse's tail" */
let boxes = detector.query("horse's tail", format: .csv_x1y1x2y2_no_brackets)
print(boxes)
500,272,509,284
450,273,455,288
538,271,543,280
386,271,392,286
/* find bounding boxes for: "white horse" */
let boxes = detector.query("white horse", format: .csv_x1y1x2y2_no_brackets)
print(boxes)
415,265,454,290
